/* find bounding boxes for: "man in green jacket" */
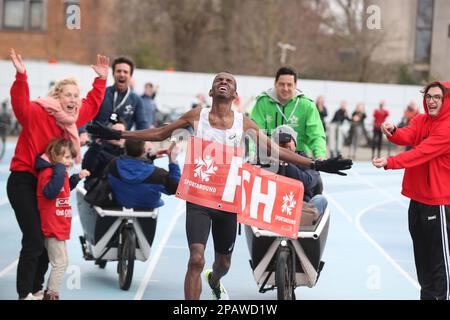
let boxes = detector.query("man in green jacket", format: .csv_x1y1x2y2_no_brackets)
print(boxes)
251,67,327,158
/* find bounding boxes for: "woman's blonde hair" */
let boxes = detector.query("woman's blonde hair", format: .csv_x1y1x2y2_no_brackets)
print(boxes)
45,138,77,165
48,78,79,99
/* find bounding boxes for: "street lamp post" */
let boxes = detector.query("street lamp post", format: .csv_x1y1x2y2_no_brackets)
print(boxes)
278,42,296,65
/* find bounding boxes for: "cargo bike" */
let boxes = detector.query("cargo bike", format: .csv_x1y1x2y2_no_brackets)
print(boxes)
76,186,158,290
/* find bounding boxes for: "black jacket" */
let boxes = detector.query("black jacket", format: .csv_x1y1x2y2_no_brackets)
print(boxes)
82,141,124,189
277,162,320,202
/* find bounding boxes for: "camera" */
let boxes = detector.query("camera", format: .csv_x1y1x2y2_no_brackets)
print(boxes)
146,153,157,161
277,132,293,144
109,113,120,124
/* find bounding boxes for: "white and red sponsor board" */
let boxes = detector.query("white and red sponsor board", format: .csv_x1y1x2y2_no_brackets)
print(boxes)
176,137,304,239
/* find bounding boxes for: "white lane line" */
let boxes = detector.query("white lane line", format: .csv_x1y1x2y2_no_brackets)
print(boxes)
323,191,353,223
350,169,408,209
354,199,420,291
0,197,10,206
134,200,185,300
0,259,18,278
327,167,419,290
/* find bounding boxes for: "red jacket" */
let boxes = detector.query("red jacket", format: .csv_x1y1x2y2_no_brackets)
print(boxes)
9,72,106,177
37,166,72,240
386,82,450,205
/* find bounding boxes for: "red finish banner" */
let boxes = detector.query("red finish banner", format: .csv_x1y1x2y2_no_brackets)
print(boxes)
176,137,304,239
176,137,242,213
238,163,304,239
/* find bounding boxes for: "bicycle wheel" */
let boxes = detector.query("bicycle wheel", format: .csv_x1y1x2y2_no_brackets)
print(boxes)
275,248,295,300
118,226,136,290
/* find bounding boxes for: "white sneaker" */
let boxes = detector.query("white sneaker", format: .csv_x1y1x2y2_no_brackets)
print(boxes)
20,293,41,300
32,290,45,300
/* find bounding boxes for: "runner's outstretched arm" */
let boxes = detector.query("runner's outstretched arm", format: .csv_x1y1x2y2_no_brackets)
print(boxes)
87,107,201,141
243,117,353,176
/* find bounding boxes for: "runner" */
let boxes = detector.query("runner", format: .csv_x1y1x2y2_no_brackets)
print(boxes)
87,72,353,300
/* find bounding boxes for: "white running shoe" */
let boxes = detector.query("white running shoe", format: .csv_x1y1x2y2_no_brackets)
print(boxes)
204,269,229,300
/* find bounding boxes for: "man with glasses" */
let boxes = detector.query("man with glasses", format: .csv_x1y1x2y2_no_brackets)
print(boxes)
373,82,450,300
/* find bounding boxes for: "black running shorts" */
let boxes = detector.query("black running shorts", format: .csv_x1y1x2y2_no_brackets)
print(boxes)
186,202,237,255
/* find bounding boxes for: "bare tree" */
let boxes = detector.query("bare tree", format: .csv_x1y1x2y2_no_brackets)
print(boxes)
105,0,402,83
154,0,217,70
318,0,387,82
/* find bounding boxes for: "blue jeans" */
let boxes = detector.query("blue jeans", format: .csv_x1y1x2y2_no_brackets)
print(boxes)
309,195,328,215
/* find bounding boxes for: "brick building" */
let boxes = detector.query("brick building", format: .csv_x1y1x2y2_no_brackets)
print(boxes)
367,0,450,81
0,0,118,64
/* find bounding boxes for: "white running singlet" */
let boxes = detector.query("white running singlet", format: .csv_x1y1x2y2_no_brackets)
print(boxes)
195,108,243,147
